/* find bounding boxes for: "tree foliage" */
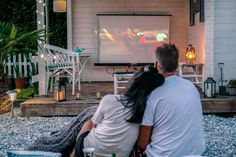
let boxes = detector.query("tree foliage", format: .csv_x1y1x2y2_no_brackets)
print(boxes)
0,0,66,48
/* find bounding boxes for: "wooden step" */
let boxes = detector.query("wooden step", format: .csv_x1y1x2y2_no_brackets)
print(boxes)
20,96,236,117
20,97,100,117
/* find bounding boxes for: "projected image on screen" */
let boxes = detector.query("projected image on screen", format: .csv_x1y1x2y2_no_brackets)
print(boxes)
98,15,170,64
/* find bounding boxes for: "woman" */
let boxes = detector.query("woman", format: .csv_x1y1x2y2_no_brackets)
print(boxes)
72,65,165,157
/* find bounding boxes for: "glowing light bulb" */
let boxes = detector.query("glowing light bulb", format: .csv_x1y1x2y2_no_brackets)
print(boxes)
41,12,44,15
37,21,41,24
38,0,42,3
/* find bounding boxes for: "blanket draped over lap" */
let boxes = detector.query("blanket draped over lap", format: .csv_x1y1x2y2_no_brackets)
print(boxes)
27,106,98,155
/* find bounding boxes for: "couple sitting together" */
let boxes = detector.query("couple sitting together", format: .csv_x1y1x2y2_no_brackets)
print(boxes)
28,43,205,157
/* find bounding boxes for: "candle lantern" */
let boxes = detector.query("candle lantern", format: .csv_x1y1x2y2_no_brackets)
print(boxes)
204,77,216,98
53,79,66,102
96,92,102,100
76,92,81,100
185,44,196,64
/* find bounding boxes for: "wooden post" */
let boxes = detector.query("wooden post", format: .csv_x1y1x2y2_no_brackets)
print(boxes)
34,0,71,95
35,0,47,95
67,0,72,50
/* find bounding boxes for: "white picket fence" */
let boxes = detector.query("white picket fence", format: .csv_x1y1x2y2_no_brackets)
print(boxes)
4,53,35,78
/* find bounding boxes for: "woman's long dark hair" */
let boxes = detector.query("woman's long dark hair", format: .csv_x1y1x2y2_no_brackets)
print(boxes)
119,65,164,123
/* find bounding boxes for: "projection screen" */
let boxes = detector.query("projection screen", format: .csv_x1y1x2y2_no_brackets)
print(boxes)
97,14,170,64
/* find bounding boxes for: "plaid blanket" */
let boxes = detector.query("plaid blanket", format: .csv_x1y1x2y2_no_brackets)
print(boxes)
27,106,98,156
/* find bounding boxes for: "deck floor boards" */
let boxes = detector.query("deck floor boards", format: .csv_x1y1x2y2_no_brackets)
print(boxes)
20,82,236,116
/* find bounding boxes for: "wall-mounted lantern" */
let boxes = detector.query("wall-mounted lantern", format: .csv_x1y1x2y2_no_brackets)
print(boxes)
53,0,67,13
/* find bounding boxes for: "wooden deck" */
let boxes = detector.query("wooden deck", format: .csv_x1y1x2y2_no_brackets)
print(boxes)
20,82,236,116
21,82,114,116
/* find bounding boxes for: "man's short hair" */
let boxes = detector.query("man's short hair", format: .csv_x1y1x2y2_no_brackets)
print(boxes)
155,43,179,72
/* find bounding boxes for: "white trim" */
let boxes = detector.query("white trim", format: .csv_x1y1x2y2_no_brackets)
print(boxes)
36,0,47,95
45,0,49,44
67,0,72,50
210,0,215,77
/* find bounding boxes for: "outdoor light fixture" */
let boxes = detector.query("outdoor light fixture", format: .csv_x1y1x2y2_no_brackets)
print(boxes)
53,79,66,102
185,44,196,64
53,0,67,13
8,91,16,117
204,77,216,98
218,62,227,95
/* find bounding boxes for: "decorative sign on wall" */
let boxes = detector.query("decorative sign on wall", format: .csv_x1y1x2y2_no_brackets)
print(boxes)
190,0,204,26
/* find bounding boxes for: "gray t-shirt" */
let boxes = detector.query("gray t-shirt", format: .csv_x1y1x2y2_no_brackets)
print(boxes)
84,94,139,157
142,76,205,157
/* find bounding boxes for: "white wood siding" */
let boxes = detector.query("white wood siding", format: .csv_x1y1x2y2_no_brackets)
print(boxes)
204,0,214,80
202,0,236,90
214,0,236,83
188,13,205,65
72,0,189,81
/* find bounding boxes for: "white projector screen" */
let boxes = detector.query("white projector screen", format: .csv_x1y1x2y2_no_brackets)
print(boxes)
98,15,170,64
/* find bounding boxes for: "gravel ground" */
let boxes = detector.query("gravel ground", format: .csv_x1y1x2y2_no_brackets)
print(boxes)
0,110,236,157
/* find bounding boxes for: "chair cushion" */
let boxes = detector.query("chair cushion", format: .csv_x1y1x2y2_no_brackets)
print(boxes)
48,63,73,69
7,151,62,157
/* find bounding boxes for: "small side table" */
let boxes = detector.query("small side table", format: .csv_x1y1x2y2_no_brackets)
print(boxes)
178,63,204,87
113,72,134,95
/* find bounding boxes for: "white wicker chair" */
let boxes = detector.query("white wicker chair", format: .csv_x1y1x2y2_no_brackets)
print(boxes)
44,44,90,95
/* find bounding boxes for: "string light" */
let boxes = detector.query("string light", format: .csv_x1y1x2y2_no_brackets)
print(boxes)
36,0,45,26
36,0,46,65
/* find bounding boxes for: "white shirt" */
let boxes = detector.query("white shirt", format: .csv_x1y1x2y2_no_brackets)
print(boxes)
142,76,205,157
84,94,139,157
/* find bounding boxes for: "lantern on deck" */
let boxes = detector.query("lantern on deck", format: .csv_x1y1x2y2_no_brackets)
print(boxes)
204,77,216,98
185,44,196,64
54,79,66,102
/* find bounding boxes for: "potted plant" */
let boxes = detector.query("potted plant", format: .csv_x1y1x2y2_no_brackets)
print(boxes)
227,79,236,95
0,22,46,90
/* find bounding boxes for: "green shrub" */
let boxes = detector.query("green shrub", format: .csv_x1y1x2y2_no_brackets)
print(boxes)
16,87,34,99
228,80,236,86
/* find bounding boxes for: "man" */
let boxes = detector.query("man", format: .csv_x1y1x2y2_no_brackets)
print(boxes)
137,43,205,157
